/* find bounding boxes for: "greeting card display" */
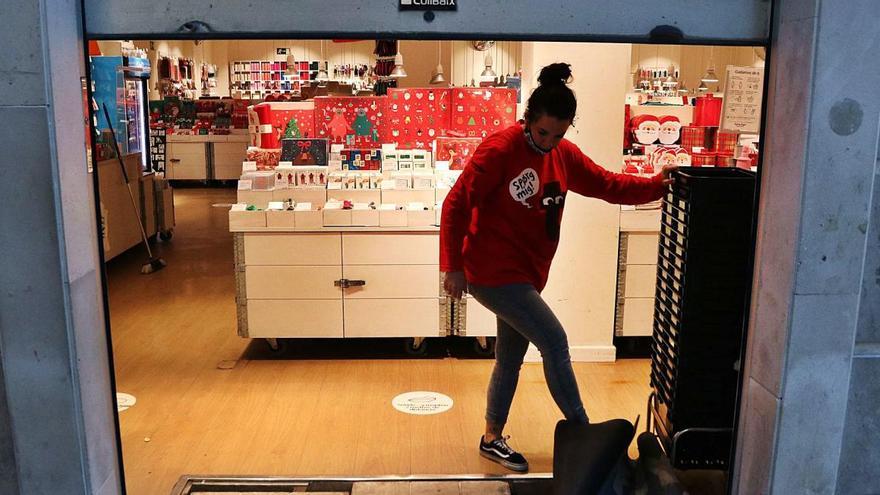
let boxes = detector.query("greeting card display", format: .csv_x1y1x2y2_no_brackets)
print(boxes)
315,96,386,147
434,137,482,170
280,138,329,166
248,101,316,149
385,88,451,149
341,149,382,171
449,88,517,138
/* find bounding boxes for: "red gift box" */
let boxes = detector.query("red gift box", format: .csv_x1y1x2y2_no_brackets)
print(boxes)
450,88,517,138
713,131,739,155
691,151,717,167
693,94,723,127
315,96,387,147
385,88,452,149
246,148,282,170
248,101,316,149
434,137,483,170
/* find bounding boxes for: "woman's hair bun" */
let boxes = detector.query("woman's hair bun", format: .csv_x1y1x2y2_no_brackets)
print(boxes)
538,63,573,87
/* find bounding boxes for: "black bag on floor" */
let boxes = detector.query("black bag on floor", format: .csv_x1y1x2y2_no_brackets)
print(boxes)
553,419,636,495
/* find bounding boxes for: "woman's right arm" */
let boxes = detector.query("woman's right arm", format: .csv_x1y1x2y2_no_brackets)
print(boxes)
439,142,504,298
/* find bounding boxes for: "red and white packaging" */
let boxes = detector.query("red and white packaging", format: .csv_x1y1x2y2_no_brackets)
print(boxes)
247,101,316,149
449,88,517,139
385,88,452,149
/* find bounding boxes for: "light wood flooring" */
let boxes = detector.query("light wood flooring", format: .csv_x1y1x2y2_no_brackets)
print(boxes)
106,188,653,495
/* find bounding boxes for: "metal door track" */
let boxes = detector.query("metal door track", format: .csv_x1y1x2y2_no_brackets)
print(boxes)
171,474,553,495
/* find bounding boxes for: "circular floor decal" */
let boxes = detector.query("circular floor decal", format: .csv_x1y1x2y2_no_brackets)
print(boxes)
117,393,137,412
392,391,453,415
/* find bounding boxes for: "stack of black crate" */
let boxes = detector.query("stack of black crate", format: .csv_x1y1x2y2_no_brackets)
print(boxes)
650,167,757,469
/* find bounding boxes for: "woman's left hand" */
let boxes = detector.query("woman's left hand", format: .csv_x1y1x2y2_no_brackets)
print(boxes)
660,165,679,186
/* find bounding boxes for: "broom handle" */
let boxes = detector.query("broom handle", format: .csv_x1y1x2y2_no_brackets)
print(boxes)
101,103,154,259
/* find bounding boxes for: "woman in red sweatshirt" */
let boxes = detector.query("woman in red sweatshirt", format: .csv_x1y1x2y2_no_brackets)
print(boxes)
440,63,674,472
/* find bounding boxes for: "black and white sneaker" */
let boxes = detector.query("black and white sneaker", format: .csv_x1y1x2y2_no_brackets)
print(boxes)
479,435,529,472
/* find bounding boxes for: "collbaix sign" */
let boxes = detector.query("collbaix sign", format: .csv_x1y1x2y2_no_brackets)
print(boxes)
399,0,457,11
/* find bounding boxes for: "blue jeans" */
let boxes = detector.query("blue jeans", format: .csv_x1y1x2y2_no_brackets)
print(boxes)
468,283,589,427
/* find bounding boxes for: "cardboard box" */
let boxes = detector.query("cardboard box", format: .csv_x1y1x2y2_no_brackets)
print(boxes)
229,205,266,229
379,208,408,227
237,190,274,209
413,172,435,190
407,209,436,227
351,209,380,227
323,208,352,227
382,189,436,206
326,189,381,204
266,210,297,228
294,209,323,229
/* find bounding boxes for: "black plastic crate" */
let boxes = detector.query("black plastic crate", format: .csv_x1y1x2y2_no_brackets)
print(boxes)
649,167,756,469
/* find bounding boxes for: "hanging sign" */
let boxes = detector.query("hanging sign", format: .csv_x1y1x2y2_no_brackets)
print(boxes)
392,391,454,415
399,0,458,11
719,66,765,134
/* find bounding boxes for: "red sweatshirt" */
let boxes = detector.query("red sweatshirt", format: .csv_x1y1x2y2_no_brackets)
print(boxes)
440,124,666,292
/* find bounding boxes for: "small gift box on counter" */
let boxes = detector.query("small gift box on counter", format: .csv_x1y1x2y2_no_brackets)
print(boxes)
229,204,266,229
342,148,382,171
280,138,329,166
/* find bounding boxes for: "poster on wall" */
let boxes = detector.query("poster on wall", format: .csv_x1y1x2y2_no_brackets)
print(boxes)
450,88,517,138
314,96,387,147
385,88,451,149
719,66,765,134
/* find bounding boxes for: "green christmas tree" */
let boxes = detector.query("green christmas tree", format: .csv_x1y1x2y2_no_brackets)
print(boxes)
353,109,373,137
283,118,302,139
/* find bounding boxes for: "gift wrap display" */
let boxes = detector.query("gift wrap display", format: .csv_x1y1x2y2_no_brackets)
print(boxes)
385,88,452,149
450,88,517,138
315,96,386,147
434,137,482,170
280,138,329,166
248,101,316,149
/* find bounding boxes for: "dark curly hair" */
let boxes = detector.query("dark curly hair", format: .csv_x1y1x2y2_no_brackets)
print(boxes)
524,63,576,123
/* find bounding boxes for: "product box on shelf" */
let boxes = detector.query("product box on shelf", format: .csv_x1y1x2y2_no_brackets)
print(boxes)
246,147,282,170
266,209,297,228
342,149,382,171
396,150,414,171
248,101,316,149
382,151,399,171
242,170,277,191
229,204,266,229
315,96,387,147
412,150,433,170
382,188,435,206
274,163,296,188
294,204,323,229
323,201,352,227
351,205,380,227
435,137,482,170
713,131,739,156
293,166,329,187
406,204,436,227
680,126,718,152
385,88,452,149
412,172,436,190
449,87,517,138
378,205,408,227
280,138,329,166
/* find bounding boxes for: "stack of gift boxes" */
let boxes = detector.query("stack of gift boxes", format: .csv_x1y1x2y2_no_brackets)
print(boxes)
233,89,513,228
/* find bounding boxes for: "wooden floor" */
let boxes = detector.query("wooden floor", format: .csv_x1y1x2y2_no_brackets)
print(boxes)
106,188,653,495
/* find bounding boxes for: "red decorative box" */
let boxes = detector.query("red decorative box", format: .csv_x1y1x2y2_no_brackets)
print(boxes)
248,101,316,149
246,148,282,170
681,125,718,151
691,151,716,167
449,88,517,138
434,137,483,170
713,131,739,155
385,88,452,149
315,96,387,147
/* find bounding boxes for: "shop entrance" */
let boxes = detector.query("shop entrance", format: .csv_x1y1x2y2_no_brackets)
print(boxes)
78,2,772,495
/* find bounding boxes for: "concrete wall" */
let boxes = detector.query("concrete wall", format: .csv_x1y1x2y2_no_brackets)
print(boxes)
0,0,121,494
733,0,880,493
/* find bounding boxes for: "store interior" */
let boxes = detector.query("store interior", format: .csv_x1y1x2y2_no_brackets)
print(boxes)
89,38,766,494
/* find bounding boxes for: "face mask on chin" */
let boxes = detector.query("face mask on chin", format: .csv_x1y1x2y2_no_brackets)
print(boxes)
523,125,551,155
